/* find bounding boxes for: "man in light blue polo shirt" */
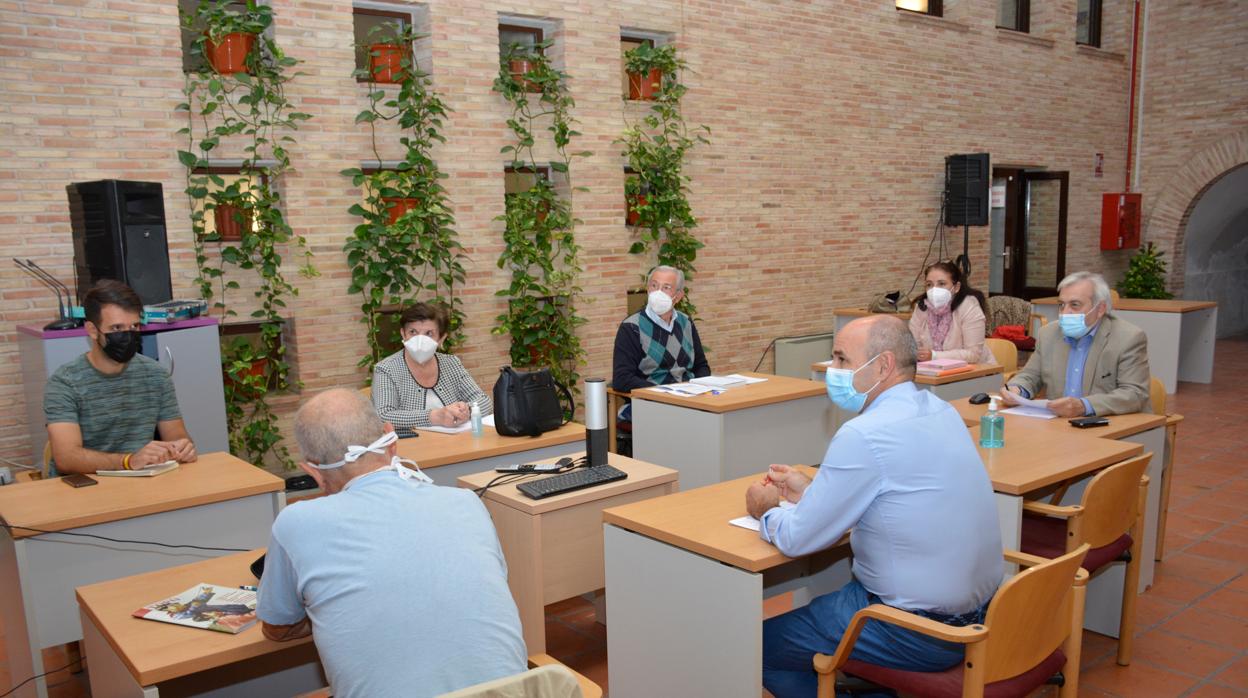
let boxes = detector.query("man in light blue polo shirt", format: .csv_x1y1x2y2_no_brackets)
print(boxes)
746,316,1002,698
256,389,526,698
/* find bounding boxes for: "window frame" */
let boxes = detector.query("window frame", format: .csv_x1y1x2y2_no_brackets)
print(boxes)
498,23,544,55
997,0,1031,33
895,0,943,18
352,7,413,84
1076,0,1102,47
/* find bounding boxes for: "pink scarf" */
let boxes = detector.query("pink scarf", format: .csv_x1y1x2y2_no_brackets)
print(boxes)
928,303,954,351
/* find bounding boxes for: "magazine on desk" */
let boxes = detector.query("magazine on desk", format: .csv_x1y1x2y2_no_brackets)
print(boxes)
133,584,258,634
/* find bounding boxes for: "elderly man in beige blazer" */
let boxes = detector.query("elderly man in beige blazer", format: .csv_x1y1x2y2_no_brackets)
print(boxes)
1004,271,1151,418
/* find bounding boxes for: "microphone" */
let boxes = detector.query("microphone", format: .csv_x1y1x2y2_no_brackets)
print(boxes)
13,259,82,330
584,378,608,467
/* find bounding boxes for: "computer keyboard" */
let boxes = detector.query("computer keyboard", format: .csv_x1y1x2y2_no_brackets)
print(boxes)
517,465,628,500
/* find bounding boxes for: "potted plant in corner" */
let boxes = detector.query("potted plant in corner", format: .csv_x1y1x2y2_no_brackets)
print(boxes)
1117,242,1174,299
188,0,272,76
624,43,673,101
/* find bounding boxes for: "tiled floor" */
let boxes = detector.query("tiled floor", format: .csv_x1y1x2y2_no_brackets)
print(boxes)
3,337,1246,697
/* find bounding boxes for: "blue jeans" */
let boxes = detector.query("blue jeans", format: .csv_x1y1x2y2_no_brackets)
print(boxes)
762,580,969,698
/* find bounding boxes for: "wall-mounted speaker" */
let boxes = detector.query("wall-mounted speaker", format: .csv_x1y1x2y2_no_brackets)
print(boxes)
67,180,173,305
944,153,990,227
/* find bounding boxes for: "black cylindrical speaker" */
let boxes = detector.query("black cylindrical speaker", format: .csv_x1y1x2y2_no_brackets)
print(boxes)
584,378,608,467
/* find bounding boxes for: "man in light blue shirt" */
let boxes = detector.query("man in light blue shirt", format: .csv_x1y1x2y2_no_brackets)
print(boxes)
746,316,1002,697
1004,271,1151,417
256,389,527,698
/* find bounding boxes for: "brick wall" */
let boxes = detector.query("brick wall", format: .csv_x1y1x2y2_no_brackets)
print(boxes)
1135,0,1248,293
1,0,1146,469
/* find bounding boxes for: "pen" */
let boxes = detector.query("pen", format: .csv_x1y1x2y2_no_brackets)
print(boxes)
239,585,258,592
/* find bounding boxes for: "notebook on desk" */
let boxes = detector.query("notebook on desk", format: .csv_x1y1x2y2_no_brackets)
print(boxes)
95,461,180,478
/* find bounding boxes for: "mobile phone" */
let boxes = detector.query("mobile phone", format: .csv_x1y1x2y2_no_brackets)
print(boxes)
1069,416,1110,428
62,473,98,488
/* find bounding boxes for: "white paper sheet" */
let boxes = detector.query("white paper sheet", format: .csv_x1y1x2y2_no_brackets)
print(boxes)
725,373,768,385
416,414,496,434
648,382,715,396
729,501,795,531
1000,406,1058,419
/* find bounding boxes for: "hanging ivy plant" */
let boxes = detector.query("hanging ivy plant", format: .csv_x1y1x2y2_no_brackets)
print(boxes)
491,42,591,400
619,43,710,318
341,24,467,374
177,0,315,470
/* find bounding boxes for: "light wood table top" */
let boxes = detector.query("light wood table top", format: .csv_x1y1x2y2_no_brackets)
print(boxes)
75,549,301,687
970,426,1142,495
627,372,824,413
1031,297,1217,313
950,396,1166,439
834,307,912,321
457,452,678,515
810,362,1002,386
603,467,828,573
0,452,282,538
396,422,585,469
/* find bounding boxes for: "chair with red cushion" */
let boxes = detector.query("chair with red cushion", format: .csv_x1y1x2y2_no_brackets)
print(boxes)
813,545,1090,698
1020,453,1151,666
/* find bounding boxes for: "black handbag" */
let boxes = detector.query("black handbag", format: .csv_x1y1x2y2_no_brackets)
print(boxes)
492,366,574,437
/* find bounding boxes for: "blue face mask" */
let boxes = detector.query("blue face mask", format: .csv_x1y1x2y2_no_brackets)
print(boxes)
824,353,882,413
1059,312,1092,339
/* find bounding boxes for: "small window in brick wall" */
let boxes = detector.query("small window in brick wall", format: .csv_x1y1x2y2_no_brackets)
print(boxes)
896,0,943,17
1076,0,1102,47
998,0,1030,32
353,7,411,83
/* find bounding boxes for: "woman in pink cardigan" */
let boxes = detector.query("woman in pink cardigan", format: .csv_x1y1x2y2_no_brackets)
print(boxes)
909,261,996,365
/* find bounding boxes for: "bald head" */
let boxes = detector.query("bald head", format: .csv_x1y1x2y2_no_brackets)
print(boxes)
861,315,917,379
294,389,387,468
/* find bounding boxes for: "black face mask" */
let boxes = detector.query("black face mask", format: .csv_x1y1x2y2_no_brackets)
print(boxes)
100,330,141,364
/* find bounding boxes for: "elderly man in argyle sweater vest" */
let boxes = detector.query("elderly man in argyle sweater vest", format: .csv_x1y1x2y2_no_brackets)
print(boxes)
612,266,711,397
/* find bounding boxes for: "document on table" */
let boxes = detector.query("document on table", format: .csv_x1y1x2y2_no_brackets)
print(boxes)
648,382,716,396
729,501,795,532
725,373,767,385
998,393,1057,419
416,414,496,434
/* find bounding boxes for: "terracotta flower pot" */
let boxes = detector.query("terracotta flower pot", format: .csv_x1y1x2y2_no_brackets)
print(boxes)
626,193,647,226
368,43,406,84
225,357,268,399
204,32,257,75
628,68,663,100
213,204,253,242
381,197,420,225
509,58,539,91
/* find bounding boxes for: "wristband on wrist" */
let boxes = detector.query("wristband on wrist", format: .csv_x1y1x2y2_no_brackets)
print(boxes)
122,453,132,470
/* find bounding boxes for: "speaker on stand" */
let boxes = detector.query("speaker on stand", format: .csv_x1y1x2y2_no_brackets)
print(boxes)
67,180,173,305
944,153,990,278
584,378,609,467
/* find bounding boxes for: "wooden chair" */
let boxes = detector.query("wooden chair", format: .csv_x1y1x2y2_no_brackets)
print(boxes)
985,338,1018,378
814,546,1090,698
294,654,600,698
1149,376,1183,561
359,385,372,399
1021,453,1151,666
606,386,629,454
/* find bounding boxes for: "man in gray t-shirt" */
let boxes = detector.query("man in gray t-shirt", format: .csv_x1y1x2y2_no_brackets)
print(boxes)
257,389,527,698
43,280,196,474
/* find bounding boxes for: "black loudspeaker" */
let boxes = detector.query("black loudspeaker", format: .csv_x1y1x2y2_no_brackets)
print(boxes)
944,153,990,227
67,180,172,305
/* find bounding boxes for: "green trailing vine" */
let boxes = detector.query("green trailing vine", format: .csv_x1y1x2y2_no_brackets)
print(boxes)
619,43,710,318
177,0,315,470
1117,242,1173,300
491,42,590,400
341,24,467,374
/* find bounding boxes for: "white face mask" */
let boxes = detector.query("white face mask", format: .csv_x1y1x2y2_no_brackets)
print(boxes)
648,290,674,316
404,333,438,364
307,430,434,488
926,287,953,309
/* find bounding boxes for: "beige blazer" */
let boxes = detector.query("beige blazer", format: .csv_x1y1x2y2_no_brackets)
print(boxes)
1008,314,1151,416
909,299,996,365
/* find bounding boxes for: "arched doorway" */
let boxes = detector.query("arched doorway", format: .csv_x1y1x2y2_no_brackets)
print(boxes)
1182,164,1248,337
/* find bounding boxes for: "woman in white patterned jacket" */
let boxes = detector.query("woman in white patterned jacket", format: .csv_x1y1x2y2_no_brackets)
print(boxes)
371,303,492,430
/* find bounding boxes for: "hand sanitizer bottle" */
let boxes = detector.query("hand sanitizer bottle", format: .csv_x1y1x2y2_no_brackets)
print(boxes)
980,396,1005,449
470,401,483,438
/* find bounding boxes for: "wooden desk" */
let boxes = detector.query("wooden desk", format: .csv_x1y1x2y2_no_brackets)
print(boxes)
1031,297,1217,392
833,307,911,333
396,422,585,486
76,550,325,698
812,362,1004,402
953,395,1166,588
0,453,284,698
629,373,833,489
603,469,851,698
457,453,678,655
